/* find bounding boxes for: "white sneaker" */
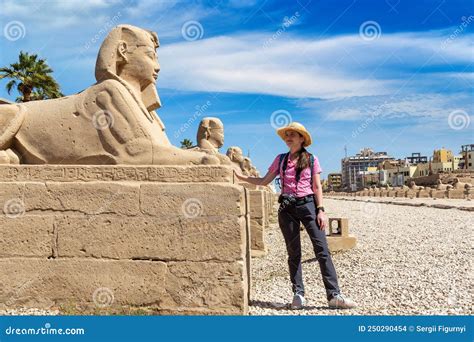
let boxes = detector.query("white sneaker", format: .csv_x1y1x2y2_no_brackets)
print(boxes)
328,294,356,309
290,294,306,309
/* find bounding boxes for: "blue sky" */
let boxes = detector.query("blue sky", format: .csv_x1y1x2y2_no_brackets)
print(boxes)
0,0,473,176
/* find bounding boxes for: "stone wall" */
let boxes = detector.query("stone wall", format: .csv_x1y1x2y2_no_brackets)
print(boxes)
0,165,250,315
238,183,274,257
248,189,267,257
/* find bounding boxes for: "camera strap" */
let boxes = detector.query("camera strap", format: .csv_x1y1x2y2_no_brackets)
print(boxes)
277,152,315,193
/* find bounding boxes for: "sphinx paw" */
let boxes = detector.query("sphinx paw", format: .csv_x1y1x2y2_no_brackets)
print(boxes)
0,149,20,164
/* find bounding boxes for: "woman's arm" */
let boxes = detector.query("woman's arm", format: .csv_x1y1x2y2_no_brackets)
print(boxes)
313,173,324,207
312,172,327,230
235,169,278,186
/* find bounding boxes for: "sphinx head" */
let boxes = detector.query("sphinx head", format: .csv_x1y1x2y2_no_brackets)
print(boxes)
197,117,224,149
241,157,252,171
250,165,259,177
96,25,161,110
226,146,244,163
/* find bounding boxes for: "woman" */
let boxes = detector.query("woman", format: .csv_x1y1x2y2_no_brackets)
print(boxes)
235,122,355,310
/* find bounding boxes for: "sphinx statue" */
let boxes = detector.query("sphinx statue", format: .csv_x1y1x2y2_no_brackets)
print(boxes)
240,157,253,176
193,117,230,165
436,179,453,190
250,165,260,177
226,146,262,176
226,146,245,173
408,180,424,190
452,177,471,190
0,25,218,165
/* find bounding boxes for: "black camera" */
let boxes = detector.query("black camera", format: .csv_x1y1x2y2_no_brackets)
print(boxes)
278,194,296,204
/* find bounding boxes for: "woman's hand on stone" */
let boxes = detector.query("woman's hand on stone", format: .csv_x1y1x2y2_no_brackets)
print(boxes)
234,170,245,180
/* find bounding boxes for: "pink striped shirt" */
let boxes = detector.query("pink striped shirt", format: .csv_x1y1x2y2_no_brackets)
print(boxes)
268,153,322,197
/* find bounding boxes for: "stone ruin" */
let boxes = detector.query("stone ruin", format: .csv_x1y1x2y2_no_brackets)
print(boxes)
328,178,472,200
226,146,273,257
326,218,357,252
0,24,277,315
0,165,250,314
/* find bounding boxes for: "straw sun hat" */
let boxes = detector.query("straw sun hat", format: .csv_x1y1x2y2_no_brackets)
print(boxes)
276,122,312,147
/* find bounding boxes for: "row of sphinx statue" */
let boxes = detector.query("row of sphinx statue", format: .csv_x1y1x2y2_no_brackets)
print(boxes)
0,24,257,177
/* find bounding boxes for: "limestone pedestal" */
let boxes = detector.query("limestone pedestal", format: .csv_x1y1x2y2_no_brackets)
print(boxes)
430,189,448,199
406,190,417,199
326,218,357,252
247,187,268,257
416,189,430,198
0,165,250,315
395,189,407,197
447,189,467,199
327,236,357,251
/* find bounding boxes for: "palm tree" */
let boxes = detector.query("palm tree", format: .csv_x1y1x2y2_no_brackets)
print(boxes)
0,51,63,102
180,138,193,149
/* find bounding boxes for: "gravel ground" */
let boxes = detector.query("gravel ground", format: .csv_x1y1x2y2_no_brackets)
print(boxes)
249,198,473,315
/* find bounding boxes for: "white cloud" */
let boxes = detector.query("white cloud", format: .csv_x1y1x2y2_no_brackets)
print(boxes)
158,29,473,100
0,0,121,17
296,93,472,126
125,0,180,18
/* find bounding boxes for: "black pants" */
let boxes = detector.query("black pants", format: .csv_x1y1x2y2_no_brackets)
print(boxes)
278,198,340,300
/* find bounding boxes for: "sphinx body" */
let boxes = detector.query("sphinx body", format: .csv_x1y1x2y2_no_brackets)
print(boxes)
436,180,453,190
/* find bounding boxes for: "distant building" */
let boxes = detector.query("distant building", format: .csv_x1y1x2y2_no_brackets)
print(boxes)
432,148,454,163
341,148,393,191
327,173,342,190
356,167,379,188
413,161,459,177
406,152,428,164
460,144,474,170
412,148,461,177
378,160,417,186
